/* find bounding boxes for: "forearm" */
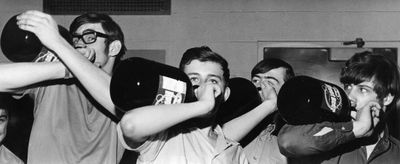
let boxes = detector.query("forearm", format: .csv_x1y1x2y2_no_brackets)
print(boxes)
0,62,65,92
222,101,276,141
278,121,355,157
120,101,209,142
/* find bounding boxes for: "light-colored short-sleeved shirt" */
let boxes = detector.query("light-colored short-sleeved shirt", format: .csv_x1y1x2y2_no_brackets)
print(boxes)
118,124,249,164
0,145,24,164
16,83,123,164
244,123,287,164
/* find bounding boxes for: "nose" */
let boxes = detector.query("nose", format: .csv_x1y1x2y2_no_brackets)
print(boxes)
73,38,87,48
252,81,261,89
346,88,357,108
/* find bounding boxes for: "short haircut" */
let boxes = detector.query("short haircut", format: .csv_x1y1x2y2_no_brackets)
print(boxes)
340,51,400,110
69,13,127,70
179,46,230,85
0,93,14,115
251,58,295,81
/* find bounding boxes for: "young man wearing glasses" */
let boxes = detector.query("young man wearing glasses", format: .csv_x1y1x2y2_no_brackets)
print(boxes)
0,10,126,163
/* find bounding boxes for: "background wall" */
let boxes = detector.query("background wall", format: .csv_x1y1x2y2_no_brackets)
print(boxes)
1,0,400,78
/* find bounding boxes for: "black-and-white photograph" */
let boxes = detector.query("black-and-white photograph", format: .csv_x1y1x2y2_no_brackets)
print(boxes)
0,0,399,163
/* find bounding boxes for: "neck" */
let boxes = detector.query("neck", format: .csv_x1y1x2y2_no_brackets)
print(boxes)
102,57,115,75
365,130,384,159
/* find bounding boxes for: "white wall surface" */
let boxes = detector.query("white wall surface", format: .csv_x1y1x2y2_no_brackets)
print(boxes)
1,0,400,78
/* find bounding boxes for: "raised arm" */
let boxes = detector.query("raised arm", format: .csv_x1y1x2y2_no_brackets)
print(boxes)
16,10,116,114
0,62,65,92
277,122,355,157
278,101,377,157
119,82,217,144
222,79,277,141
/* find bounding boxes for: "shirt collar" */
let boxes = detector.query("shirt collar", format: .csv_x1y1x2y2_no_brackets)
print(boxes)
367,126,391,160
211,125,240,153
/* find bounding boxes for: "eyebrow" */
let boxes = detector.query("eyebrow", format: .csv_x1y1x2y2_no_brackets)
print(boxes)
255,75,280,83
186,72,200,77
357,84,374,90
208,74,223,81
72,29,96,35
186,73,223,81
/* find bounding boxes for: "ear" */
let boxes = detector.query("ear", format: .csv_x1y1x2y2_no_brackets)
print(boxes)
383,93,394,106
108,40,122,57
223,87,231,101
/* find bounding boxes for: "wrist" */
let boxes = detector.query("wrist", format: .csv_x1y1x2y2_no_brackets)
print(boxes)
195,100,214,116
261,100,277,112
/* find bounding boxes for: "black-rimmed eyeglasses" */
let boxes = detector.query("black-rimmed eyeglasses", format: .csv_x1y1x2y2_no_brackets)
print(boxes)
72,31,109,44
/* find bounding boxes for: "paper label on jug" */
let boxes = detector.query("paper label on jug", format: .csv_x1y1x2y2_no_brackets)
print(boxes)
321,84,343,113
153,76,187,105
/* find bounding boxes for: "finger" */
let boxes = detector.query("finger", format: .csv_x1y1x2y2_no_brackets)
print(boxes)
18,12,56,31
32,10,52,19
370,104,381,118
17,13,45,24
262,81,276,95
351,111,357,120
24,10,48,17
259,81,269,100
371,109,378,118
16,16,41,27
16,17,46,33
260,81,268,93
23,10,52,22
212,84,222,98
260,79,268,88
269,85,277,95
195,84,207,99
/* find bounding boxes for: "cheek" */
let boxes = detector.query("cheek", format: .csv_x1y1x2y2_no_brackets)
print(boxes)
251,82,259,88
0,123,7,134
89,44,108,63
275,84,283,92
355,97,376,109
355,99,367,109
95,53,108,63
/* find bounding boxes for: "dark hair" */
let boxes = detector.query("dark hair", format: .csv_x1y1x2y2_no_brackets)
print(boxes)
251,58,295,81
69,13,127,71
179,46,230,85
0,93,14,115
340,51,400,110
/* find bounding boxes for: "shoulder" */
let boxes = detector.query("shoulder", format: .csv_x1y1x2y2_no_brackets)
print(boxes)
388,136,400,147
0,146,24,164
386,135,400,157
